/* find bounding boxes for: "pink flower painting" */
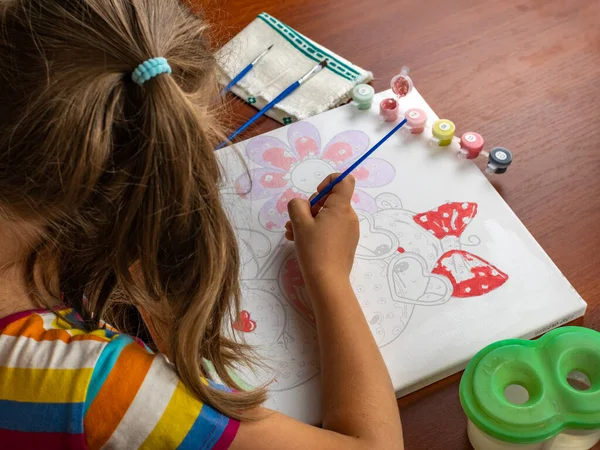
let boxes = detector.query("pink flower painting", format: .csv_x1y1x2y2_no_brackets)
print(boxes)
235,122,395,231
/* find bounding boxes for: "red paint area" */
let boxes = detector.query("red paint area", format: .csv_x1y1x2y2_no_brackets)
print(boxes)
276,188,302,214
233,310,257,332
263,147,296,171
413,202,478,239
294,137,319,161
353,166,370,181
413,202,508,298
433,250,509,297
397,247,405,253
322,141,354,165
259,171,287,189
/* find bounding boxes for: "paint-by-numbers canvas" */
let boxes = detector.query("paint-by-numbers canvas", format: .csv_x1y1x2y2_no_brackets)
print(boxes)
216,88,587,424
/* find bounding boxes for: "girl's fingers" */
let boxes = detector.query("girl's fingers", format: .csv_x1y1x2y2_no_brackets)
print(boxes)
306,173,356,216
323,175,355,206
309,177,335,215
316,173,340,193
285,221,294,241
310,196,328,216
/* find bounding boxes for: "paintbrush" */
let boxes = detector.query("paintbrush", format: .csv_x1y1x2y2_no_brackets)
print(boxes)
220,44,274,96
216,60,328,150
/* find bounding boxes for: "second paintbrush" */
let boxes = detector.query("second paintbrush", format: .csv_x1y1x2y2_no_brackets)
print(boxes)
216,60,328,150
220,45,273,96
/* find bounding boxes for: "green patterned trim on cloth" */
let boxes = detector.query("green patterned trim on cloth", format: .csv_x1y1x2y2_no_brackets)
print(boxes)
258,12,360,82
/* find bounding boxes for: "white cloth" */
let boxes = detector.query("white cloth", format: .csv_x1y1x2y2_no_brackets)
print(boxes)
217,12,373,124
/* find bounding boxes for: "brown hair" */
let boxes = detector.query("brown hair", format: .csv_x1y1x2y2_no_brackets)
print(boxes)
0,0,265,419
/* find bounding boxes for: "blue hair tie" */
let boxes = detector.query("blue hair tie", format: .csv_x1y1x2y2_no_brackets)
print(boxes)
132,57,172,86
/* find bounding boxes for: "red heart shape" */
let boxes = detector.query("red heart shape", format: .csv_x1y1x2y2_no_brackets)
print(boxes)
233,310,256,333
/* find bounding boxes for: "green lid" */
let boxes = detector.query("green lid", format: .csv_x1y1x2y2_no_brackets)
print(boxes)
460,327,600,445
352,84,375,109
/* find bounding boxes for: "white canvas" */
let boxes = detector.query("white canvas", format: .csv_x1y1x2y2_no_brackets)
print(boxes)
216,88,587,424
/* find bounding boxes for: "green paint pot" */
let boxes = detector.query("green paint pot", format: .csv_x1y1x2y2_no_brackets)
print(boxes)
352,84,375,110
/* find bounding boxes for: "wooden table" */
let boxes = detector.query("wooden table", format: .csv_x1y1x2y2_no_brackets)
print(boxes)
200,0,600,448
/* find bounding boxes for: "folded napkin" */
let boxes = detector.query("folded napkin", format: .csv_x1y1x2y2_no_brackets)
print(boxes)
217,12,373,124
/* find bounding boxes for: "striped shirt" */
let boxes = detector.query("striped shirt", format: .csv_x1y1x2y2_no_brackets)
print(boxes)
0,309,239,449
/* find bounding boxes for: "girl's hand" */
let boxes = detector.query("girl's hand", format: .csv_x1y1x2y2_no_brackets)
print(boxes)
285,174,359,292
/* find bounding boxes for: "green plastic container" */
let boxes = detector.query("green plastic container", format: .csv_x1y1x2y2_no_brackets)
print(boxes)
460,327,600,450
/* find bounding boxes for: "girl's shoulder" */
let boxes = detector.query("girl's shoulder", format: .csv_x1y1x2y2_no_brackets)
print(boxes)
0,309,239,449
0,307,141,345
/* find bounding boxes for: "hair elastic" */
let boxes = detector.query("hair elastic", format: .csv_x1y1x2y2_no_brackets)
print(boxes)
132,57,172,86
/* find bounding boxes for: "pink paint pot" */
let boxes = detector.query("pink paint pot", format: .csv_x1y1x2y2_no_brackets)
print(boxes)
379,98,400,122
459,132,485,159
404,108,427,134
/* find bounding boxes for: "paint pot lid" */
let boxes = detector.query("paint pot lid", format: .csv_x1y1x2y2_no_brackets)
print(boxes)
489,147,513,167
404,108,427,127
352,84,375,103
460,132,485,153
432,119,456,139
460,326,600,445
391,66,414,97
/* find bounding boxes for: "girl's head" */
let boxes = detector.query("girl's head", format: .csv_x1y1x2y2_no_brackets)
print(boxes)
0,0,264,417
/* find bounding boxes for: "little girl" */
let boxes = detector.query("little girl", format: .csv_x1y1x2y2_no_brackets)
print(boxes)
0,0,404,448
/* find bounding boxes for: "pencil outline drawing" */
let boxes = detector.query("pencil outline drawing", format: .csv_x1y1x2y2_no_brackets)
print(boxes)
222,125,509,392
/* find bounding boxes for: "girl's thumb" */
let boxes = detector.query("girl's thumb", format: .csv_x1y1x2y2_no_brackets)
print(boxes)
287,198,312,226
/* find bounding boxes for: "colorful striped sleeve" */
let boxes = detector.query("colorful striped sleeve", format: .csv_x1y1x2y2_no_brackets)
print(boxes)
0,311,105,450
84,337,240,450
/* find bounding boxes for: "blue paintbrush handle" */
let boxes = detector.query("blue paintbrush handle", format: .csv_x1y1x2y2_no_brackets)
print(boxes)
310,118,408,207
216,81,301,150
221,64,253,96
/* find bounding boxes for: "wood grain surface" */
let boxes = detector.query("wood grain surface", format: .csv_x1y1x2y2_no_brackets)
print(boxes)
196,0,600,448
